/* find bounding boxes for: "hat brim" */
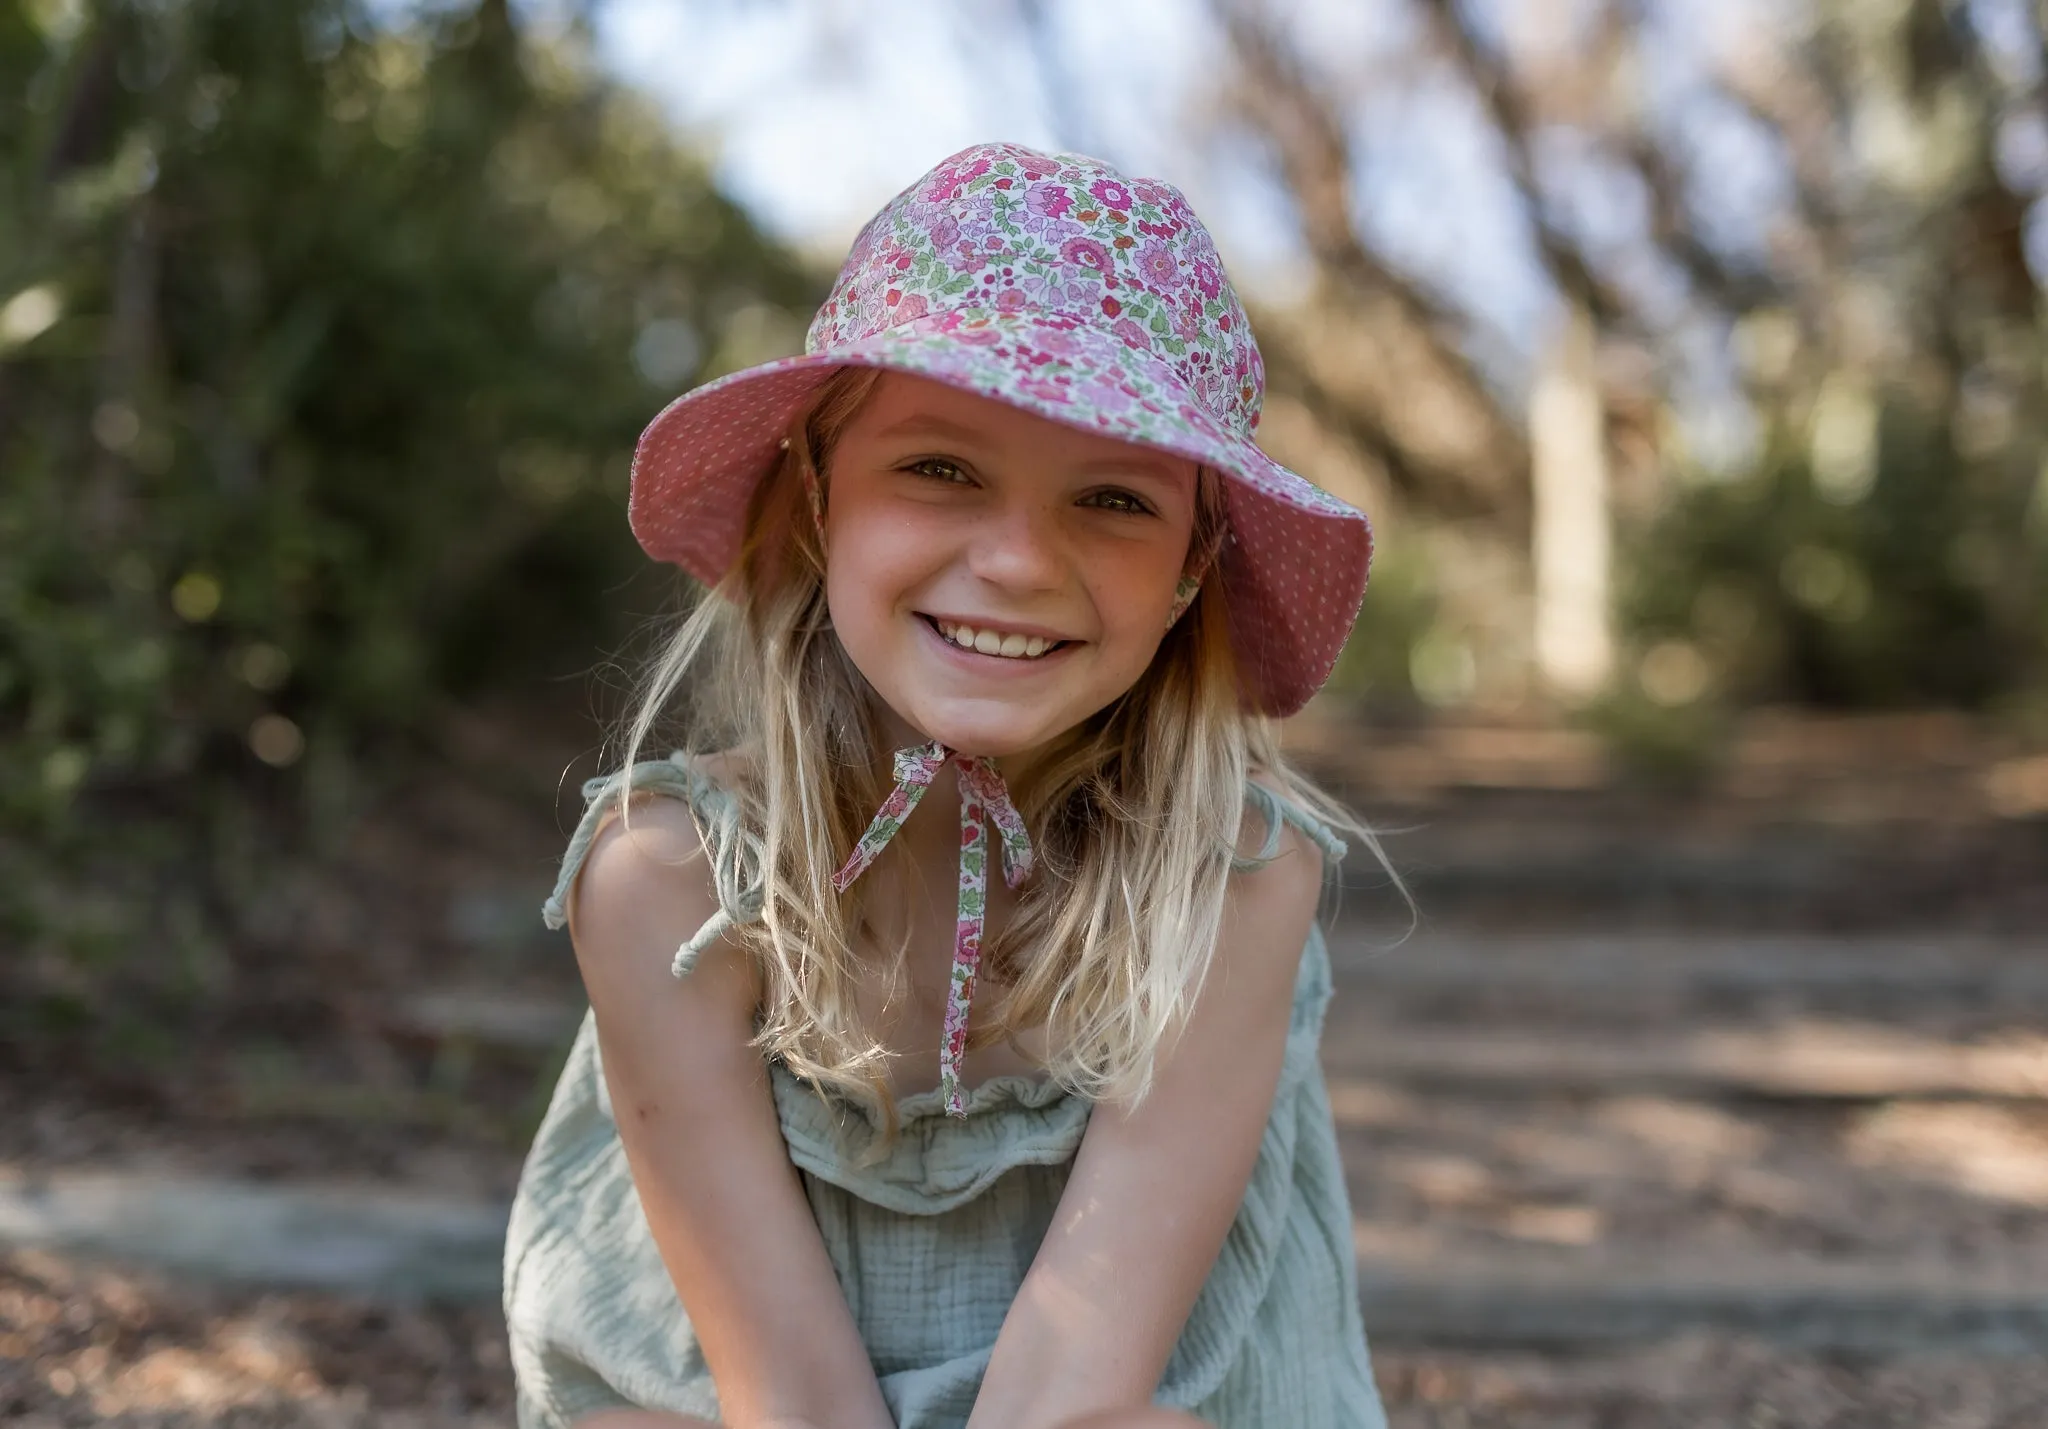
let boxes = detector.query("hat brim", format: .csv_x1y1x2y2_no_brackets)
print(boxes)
629,312,1371,717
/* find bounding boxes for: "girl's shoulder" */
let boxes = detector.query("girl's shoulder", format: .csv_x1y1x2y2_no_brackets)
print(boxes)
1218,771,1345,937
541,749,761,976
1233,769,1348,872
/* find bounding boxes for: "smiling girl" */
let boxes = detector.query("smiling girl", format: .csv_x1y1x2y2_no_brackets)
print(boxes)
504,142,1389,1429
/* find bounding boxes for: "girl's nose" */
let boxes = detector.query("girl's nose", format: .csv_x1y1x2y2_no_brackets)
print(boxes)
967,497,1066,592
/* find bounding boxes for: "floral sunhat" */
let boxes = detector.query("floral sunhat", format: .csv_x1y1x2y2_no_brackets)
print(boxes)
628,140,1372,717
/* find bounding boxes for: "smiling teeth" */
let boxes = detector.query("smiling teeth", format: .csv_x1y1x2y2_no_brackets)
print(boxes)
937,620,1056,659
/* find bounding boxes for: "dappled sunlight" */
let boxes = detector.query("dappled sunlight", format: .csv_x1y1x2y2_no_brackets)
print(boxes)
1,1249,510,1426
1497,1203,1603,1247
1689,1020,2048,1100
1387,1152,1495,1209
1591,1096,1769,1169
1846,1103,2048,1209
86,1322,327,1419
1324,1077,1420,1127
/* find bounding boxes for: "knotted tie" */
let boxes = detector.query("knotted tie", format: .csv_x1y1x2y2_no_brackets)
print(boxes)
831,740,1034,1116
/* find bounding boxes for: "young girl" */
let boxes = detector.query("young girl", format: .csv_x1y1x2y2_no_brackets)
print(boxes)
504,142,1388,1429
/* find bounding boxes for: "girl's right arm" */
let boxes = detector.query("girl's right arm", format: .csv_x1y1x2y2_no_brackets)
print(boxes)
567,795,896,1429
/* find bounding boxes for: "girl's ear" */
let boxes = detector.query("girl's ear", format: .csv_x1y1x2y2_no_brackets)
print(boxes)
1166,466,1226,631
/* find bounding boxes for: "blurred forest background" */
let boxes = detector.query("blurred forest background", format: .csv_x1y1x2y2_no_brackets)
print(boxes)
7,3,2048,1423
5,0,2048,1050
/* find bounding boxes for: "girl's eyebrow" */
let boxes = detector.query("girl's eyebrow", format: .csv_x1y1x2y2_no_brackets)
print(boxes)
1070,454,1191,486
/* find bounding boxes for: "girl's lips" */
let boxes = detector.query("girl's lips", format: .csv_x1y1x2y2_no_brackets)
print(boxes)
916,614,1080,670
918,612,1076,645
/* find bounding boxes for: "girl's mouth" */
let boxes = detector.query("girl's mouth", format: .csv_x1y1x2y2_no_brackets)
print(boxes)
923,615,1071,661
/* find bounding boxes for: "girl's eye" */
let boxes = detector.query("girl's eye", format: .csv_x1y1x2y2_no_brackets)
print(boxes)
1080,488,1155,516
906,457,973,485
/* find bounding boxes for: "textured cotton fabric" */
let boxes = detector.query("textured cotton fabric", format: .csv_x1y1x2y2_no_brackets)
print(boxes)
504,760,1387,1429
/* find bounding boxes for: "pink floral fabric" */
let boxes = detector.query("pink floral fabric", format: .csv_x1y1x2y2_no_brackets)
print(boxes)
626,141,1376,717
830,741,950,894
811,141,1266,442
832,743,1034,1116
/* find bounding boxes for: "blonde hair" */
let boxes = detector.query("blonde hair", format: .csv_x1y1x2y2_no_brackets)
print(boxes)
620,368,1393,1126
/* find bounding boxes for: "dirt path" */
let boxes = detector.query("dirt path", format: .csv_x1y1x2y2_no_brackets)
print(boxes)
8,711,2048,1423
9,1249,2048,1428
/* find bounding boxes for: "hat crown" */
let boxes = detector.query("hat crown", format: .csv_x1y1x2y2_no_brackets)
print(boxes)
807,143,1265,439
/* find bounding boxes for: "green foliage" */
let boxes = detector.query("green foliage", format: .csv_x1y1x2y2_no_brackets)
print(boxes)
0,0,818,1001
1619,394,2048,715
1320,539,1443,711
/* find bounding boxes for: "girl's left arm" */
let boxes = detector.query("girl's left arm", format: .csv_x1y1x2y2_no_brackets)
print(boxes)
966,815,1326,1429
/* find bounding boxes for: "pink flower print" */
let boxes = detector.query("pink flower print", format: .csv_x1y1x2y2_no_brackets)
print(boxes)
1132,180,1172,206
1137,218,1179,241
1036,328,1082,356
1135,239,1180,290
1089,177,1134,212
1021,213,1080,244
1026,184,1073,221
1111,316,1152,350
1192,258,1223,300
954,325,1003,346
894,292,929,323
1086,376,1134,412
930,214,961,251
1020,377,1071,403
1018,152,1060,179
923,155,991,200
994,286,1027,313
1060,237,1112,276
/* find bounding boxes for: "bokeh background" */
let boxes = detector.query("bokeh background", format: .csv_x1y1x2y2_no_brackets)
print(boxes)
4,1,2048,1425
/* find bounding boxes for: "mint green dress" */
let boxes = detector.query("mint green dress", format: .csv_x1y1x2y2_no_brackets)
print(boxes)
503,757,1386,1429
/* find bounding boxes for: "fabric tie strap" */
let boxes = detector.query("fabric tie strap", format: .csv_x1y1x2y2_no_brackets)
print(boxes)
832,740,1034,1116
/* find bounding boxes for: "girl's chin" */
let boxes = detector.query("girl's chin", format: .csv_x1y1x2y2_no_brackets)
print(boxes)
910,723,1061,761
892,700,1086,762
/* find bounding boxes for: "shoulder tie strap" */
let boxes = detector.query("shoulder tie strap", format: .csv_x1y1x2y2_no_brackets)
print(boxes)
832,740,1034,1117
1235,780,1349,870
541,755,766,978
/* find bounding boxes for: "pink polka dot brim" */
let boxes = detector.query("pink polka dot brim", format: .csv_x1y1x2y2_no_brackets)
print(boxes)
627,142,1372,718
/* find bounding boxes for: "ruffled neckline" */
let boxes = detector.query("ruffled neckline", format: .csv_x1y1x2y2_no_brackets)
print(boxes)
769,1060,1091,1216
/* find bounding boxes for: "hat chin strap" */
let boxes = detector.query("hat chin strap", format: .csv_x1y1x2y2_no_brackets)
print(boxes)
831,740,1034,1116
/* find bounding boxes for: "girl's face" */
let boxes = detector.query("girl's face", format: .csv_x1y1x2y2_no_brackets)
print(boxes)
824,374,1200,762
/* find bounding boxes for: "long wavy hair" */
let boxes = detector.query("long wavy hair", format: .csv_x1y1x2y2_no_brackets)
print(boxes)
619,368,1394,1128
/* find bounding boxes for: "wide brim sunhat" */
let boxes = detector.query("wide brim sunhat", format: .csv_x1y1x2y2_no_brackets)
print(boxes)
629,142,1372,718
